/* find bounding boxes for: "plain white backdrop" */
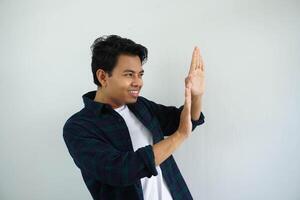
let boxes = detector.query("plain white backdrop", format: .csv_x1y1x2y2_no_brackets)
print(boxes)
1,0,299,199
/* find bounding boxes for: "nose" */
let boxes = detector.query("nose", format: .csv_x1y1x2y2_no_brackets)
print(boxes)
131,75,143,87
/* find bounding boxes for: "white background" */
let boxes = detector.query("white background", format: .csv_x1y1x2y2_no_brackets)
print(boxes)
1,0,299,199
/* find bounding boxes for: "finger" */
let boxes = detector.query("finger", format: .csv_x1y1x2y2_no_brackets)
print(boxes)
185,76,191,86
184,85,192,110
196,47,200,69
188,47,197,74
185,77,193,93
199,49,205,71
201,59,205,72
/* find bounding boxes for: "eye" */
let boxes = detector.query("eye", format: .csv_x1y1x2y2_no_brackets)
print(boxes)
125,73,133,77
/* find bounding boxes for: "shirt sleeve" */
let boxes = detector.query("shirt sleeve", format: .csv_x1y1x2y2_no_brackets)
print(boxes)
63,122,158,187
143,98,205,136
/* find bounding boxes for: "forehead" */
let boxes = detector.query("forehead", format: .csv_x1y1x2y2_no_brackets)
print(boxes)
114,54,143,72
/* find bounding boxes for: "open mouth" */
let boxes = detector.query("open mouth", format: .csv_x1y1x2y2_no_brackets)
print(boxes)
129,90,139,97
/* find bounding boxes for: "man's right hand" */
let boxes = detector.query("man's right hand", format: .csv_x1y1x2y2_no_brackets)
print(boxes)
177,82,192,138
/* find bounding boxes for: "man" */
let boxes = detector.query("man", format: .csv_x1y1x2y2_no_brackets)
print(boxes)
63,35,206,200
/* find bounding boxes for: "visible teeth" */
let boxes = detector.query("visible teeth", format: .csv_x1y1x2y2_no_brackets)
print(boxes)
129,91,138,94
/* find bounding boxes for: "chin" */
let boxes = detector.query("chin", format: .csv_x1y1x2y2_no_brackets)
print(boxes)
126,97,138,104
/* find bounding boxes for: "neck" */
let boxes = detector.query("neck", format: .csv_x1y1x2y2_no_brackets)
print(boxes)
94,88,123,109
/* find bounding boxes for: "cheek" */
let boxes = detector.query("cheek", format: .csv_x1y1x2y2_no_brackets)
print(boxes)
118,80,131,91
111,78,129,87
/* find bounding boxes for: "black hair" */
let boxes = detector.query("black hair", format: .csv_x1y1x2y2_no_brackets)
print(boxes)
90,35,148,87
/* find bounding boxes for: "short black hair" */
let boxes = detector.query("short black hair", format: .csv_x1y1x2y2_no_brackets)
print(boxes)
90,35,148,87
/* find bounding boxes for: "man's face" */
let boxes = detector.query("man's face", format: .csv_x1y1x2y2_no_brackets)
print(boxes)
104,54,144,108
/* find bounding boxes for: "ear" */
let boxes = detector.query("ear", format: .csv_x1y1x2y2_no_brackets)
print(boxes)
96,69,108,87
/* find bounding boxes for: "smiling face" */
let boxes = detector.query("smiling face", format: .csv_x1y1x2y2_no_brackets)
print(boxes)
95,54,144,109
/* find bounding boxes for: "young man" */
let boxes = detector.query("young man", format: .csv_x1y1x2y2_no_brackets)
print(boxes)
63,35,206,200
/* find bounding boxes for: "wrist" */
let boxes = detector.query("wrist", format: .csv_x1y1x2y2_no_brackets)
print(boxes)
192,94,203,100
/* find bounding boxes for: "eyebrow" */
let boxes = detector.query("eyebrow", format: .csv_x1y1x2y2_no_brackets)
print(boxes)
122,69,144,73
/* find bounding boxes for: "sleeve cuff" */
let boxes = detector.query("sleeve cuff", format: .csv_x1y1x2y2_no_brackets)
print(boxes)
191,112,205,131
137,145,158,177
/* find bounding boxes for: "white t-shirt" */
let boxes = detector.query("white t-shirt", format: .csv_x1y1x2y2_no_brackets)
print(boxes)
114,104,173,200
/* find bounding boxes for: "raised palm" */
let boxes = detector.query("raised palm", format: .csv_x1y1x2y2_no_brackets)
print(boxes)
186,47,205,97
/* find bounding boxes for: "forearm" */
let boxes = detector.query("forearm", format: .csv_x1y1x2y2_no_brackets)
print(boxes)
153,131,186,166
191,95,202,120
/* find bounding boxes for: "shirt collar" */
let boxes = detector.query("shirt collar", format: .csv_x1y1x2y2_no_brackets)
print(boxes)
82,90,112,115
82,90,136,116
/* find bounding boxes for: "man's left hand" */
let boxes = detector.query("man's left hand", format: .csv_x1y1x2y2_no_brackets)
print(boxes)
185,46,205,97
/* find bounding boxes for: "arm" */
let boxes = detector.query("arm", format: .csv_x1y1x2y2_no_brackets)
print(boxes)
63,123,158,187
153,82,195,165
63,122,188,185
143,97,205,137
153,130,186,166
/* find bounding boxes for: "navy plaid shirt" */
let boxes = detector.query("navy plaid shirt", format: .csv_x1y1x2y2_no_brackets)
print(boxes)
63,90,205,200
